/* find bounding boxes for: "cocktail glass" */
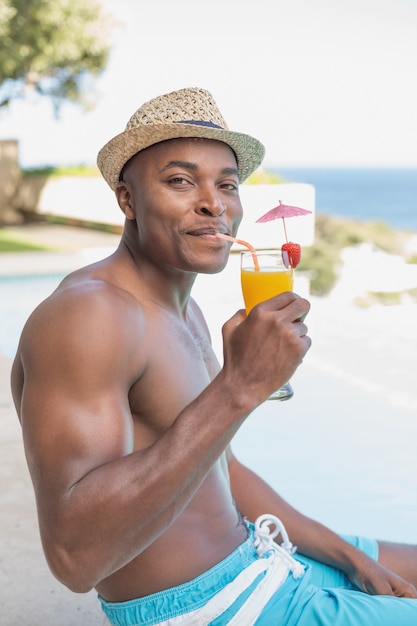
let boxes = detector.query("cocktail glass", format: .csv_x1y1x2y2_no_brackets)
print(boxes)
240,249,294,401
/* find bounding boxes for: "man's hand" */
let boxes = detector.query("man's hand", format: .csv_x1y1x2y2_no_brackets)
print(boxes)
221,292,311,406
347,552,417,598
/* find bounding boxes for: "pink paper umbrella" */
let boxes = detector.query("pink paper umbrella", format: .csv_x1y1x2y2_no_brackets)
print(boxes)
256,201,312,242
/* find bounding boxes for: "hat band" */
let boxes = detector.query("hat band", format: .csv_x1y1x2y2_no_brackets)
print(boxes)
176,120,225,130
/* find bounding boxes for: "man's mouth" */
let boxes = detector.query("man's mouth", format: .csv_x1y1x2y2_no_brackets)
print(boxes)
187,228,228,237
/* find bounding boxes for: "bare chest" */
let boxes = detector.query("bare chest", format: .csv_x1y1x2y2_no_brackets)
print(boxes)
128,308,220,437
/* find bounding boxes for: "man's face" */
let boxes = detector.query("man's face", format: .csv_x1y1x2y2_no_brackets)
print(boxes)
118,138,243,274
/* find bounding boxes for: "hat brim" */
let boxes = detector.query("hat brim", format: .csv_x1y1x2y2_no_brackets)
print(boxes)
97,123,265,190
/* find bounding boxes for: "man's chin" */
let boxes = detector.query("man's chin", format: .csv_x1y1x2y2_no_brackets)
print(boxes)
206,253,231,274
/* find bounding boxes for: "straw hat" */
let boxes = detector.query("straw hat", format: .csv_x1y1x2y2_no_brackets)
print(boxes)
97,87,265,190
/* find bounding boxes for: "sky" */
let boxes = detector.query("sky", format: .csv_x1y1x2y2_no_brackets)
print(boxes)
1,0,417,169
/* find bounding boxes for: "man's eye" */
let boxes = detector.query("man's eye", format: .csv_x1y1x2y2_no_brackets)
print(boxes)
220,182,238,191
169,177,188,185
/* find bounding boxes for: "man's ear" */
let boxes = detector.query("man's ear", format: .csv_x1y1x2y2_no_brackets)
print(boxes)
115,182,136,220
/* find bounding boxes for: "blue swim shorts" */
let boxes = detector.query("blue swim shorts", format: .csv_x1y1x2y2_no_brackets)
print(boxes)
99,521,417,626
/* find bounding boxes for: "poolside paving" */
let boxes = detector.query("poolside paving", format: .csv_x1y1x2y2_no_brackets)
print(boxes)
1,225,122,625
0,223,121,276
1,353,104,625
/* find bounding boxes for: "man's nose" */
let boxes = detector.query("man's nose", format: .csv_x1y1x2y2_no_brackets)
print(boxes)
195,193,226,217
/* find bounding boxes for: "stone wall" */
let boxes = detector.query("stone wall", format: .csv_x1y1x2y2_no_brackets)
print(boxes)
0,140,21,224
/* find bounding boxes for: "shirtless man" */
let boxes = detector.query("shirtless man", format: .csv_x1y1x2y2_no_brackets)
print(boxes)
11,88,417,625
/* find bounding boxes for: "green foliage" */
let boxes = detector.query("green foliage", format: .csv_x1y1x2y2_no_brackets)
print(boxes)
364,292,402,306
20,165,56,177
299,213,413,296
0,228,54,252
0,0,113,111
315,213,402,255
298,241,341,296
245,169,285,184
22,164,100,177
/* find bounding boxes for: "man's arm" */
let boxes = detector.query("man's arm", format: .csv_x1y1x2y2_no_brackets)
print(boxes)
14,286,310,593
227,450,417,598
14,284,240,592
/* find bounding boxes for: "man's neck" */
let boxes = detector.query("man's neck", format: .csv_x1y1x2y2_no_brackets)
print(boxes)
117,235,197,319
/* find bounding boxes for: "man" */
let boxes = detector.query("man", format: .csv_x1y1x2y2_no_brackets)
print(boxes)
11,87,417,625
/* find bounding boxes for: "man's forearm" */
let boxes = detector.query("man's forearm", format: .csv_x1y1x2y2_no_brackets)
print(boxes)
228,453,365,574
45,378,252,592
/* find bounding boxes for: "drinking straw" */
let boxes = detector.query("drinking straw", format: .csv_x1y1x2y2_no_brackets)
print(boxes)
216,233,259,271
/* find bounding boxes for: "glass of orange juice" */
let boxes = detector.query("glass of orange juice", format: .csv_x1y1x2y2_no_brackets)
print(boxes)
241,249,294,401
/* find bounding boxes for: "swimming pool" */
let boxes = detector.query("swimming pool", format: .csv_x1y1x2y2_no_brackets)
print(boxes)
0,273,65,359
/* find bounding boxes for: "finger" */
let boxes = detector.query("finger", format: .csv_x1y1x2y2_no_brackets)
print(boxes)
363,580,395,596
294,321,308,338
393,581,417,599
255,293,311,321
227,309,246,323
222,309,246,339
295,309,310,323
256,290,304,310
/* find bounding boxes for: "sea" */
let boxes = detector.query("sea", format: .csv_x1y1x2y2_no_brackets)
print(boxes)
272,167,417,233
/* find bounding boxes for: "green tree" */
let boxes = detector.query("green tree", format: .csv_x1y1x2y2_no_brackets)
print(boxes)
0,0,113,112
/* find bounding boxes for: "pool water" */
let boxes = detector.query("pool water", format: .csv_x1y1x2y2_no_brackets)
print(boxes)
0,273,65,359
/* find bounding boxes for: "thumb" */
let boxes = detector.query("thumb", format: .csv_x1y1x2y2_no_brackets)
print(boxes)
222,309,246,341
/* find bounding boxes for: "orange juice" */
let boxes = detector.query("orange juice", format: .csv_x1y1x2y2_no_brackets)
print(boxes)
241,266,293,314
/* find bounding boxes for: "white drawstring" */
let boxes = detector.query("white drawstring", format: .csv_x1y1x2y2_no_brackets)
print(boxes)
253,514,305,579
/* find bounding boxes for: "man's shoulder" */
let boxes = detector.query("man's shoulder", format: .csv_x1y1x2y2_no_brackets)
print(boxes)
57,269,141,311
19,269,148,360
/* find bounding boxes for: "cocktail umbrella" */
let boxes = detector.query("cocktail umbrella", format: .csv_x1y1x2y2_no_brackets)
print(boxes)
256,201,312,243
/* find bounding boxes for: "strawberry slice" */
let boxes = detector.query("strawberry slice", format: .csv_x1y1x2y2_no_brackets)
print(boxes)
281,242,301,268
